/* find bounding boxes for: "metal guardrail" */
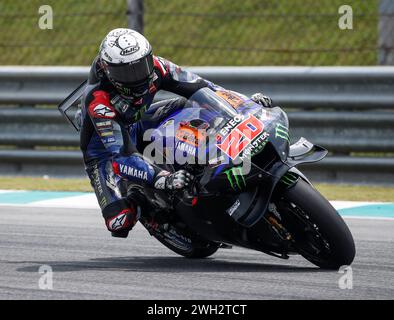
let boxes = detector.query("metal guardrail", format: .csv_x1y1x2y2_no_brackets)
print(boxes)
0,66,394,184
2,66,394,108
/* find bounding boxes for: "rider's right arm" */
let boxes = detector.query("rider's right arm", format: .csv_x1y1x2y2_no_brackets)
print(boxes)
86,90,122,155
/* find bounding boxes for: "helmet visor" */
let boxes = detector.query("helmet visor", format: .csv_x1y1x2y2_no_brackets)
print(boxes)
105,52,154,85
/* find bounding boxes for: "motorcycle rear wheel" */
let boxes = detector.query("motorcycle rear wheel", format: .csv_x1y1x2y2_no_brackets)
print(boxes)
144,222,220,259
158,237,219,258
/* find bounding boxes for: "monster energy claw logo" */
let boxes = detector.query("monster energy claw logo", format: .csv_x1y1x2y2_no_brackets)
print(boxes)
225,167,246,190
133,105,147,122
280,172,299,186
275,123,290,141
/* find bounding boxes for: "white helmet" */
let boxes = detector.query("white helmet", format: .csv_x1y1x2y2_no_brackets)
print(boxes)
99,28,154,98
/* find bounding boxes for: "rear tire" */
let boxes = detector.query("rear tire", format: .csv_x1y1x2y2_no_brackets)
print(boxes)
279,179,356,269
141,220,220,259
154,233,220,259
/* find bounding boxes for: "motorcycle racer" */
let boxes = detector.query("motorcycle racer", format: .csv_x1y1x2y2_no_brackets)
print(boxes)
80,28,272,238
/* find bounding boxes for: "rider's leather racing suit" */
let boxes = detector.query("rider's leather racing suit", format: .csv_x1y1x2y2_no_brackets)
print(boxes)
80,55,216,237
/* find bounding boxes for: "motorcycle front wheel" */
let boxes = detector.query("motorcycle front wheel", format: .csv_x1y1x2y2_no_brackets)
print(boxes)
276,179,356,269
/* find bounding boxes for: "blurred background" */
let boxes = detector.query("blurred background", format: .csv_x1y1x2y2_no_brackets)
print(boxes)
0,0,387,66
0,0,393,190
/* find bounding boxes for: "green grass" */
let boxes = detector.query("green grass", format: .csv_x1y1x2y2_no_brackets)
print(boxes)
0,176,91,192
316,183,394,202
0,176,393,202
0,0,379,66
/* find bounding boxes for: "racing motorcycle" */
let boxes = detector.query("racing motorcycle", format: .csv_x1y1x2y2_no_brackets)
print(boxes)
59,83,355,270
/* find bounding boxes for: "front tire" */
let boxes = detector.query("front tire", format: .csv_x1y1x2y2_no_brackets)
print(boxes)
278,179,356,269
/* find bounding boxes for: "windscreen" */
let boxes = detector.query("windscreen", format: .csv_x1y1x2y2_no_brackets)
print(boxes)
182,88,250,135
179,88,289,185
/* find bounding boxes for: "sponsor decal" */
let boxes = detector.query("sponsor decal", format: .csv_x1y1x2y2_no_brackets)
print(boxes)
224,167,246,191
216,114,267,160
154,176,167,190
90,164,107,208
111,95,131,113
275,123,290,142
100,131,114,137
216,90,245,109
132,104,148,122
96,120,112,128
115,33,140,56
97,119,115,141
280,172,299,186
109,212,127,230
208,155,226,166
239,132,269,161
121,104,129,113
119,164,148,180
103,136,116,144
176,120,207,147
163,228,193,251
99,197,107,208
168,228,192,244
217,114,243,137
226,199,241,216
93,104,116,119
176,128,199,147
163,237,192,251
176,141,197,157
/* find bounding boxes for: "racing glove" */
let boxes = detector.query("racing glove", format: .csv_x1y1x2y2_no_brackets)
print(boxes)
154,170,194,190
251,92,273,108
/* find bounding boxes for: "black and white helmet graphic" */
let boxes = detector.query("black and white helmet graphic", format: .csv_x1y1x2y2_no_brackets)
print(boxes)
99,28,154,98
100,28,151,63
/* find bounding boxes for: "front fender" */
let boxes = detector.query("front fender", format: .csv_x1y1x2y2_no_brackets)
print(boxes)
231,138,327,227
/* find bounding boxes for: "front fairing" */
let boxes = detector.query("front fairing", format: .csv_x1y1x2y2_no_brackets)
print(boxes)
149,88,290,186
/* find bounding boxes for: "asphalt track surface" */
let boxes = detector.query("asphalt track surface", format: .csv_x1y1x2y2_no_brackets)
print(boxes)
0,206,393,300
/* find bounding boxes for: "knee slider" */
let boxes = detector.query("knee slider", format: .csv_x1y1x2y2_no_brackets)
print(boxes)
102,200,137,233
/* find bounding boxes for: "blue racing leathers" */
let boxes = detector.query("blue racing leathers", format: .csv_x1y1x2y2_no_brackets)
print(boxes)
80,55,215,237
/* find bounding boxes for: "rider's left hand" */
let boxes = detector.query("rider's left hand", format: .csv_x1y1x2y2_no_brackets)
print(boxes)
251,92,273,108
